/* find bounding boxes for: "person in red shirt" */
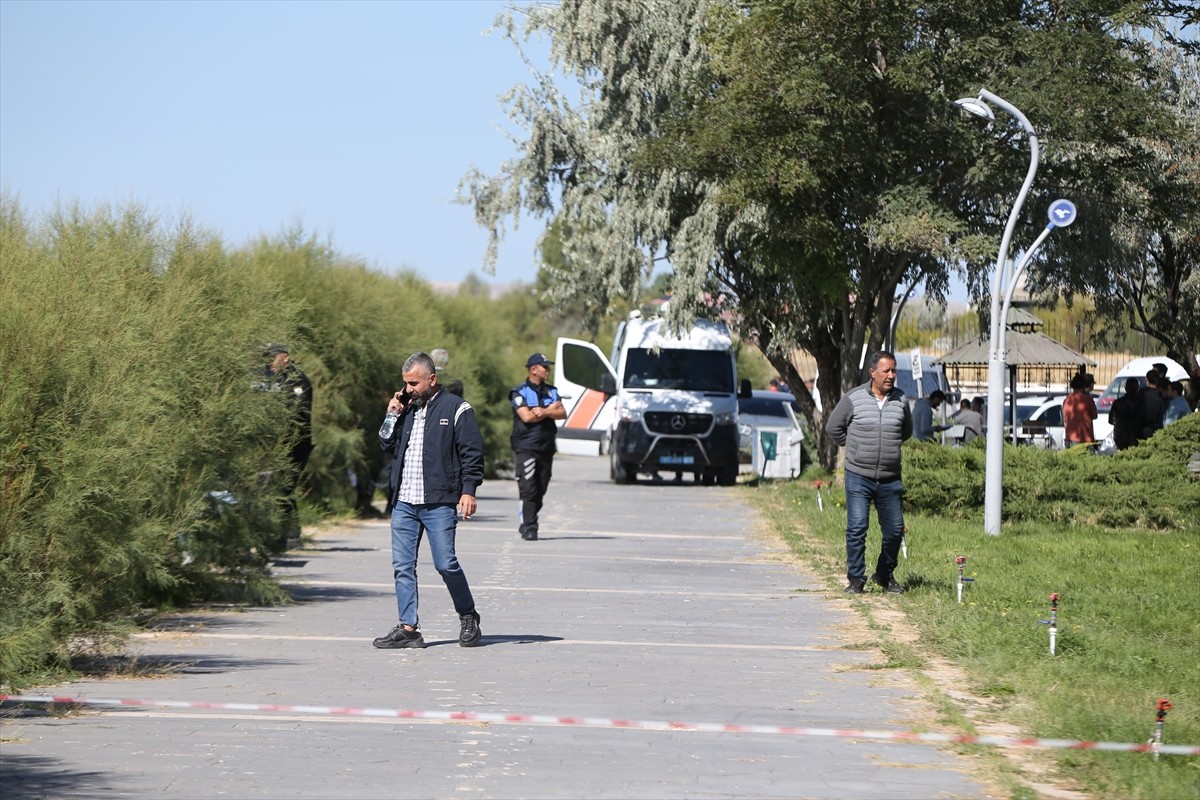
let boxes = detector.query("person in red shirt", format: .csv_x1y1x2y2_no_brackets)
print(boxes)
1063,372,1098,448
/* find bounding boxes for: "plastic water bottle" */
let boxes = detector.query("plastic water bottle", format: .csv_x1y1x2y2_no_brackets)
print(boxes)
379,411,399,439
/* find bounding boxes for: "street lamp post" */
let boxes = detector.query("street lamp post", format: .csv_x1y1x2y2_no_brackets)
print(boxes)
955,89,1039,536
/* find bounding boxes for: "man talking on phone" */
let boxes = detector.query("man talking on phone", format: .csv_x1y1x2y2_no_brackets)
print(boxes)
374,352,484,649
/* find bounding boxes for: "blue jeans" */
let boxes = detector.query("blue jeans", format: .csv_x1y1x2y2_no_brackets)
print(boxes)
390,502,475,628
844,470,905,581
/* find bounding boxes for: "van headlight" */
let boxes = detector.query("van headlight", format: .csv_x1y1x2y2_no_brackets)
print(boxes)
714,411,737,425
619,406,643,422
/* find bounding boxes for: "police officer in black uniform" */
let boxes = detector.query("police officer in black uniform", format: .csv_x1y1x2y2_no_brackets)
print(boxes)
510,353,566,540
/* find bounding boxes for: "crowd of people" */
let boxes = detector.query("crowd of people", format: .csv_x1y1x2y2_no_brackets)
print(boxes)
911,392,985,446
911,361,1193,452
1108,363,1192,450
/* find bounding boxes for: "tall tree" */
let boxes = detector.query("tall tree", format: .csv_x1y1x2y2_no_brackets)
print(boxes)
1035,32,1199,392
463,0,1188,469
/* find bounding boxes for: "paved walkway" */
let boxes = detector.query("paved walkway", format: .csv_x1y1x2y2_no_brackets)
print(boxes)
2,455,997,799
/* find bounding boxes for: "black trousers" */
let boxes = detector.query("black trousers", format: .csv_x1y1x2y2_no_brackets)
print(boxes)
514,450,554,535
267,440,313,553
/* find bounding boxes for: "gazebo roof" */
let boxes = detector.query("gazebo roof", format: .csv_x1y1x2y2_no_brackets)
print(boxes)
933,329,1096,368
1005,307,1044,330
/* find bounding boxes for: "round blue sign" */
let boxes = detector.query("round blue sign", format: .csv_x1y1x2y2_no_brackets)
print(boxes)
1048,199,1077,228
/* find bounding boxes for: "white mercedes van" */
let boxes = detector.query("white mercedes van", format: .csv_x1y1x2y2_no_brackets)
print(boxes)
553,310,741,485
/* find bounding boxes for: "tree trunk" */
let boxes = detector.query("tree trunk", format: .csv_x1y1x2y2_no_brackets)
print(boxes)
765,348,844,472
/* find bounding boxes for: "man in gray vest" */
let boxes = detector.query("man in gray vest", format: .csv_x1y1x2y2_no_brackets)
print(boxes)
825,351,913,594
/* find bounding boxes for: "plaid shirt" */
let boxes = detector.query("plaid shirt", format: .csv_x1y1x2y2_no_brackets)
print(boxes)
396,403,428,505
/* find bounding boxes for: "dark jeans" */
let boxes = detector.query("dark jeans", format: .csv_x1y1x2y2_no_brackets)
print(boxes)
843,470,905,581
514,450,554,535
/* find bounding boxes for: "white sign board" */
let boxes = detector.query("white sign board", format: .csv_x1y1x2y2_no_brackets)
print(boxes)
911,348,923,399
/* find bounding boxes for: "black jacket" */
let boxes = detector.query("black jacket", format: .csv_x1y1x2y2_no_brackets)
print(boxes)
380,389,484,506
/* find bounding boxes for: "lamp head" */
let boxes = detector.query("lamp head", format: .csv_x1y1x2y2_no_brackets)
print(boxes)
955,97,995,120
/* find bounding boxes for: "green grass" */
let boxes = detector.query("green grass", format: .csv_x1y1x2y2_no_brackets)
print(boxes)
747,460,1200,800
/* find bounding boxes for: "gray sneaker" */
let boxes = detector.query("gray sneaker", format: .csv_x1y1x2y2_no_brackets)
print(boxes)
844,577,866,594
373,624,425,649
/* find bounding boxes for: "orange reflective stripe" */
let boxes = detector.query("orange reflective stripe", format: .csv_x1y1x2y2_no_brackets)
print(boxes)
564,388,606,429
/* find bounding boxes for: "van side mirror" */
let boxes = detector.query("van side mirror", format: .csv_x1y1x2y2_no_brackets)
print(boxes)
600,373,617,395
739,379,752,398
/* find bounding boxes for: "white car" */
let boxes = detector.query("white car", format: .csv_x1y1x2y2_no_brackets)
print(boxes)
1016,396,1067,450
992,396,1054,438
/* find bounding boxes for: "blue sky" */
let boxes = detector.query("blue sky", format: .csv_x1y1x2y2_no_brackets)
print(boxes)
1,0,549,287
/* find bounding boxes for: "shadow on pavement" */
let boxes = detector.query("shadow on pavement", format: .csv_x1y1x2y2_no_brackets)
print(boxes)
146,613,259,632
422,634,564,648
516,535,616,542
65,652,300,679
298,545,379,553
0,753,128,800
284,584,387,603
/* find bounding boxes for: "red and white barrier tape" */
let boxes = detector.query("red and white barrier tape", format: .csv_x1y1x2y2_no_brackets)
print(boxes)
3,694,1196,756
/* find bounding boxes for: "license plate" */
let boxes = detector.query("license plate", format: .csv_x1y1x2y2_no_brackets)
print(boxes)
659,455,694,465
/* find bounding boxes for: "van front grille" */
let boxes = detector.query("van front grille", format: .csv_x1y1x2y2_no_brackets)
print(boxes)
645,412,712,435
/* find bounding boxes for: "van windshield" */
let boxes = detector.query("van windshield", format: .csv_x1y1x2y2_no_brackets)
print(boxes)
623,349,734,392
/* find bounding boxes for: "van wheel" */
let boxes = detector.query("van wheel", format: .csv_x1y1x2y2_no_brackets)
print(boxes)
716,465,738,486
611,452,635,484
699,471,715,486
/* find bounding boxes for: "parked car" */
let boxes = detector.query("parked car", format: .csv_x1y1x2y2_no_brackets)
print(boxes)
737,390,805,478
995,395,1055,436
1016,396,1067,450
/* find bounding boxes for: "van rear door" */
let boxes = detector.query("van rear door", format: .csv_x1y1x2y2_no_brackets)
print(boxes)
553,338,618,455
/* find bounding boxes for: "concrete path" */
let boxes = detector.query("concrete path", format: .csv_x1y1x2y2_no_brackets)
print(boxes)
2,455,998,799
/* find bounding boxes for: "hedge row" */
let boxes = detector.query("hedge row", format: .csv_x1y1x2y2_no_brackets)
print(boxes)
903,414,1200,531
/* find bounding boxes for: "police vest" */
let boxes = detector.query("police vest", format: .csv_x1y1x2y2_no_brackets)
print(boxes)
510,380,560,453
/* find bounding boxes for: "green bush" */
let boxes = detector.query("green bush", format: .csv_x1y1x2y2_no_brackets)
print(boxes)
233,233,450,515
903,414,1200,530
1,201,302,683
